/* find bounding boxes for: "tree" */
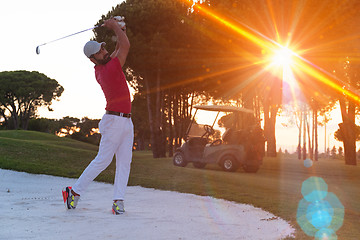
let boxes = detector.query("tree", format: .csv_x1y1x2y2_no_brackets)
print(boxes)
335,57,360,165
334,122,360,160
131,93,150,150
94,0,196,158
55,116,101,145
56,116,81,136
338,146,344,158
0,71,63,130
300,0,360,165
330,146,337,159
335,124,360,142
28,118,59,134
75,117,101,145
77,117,100,138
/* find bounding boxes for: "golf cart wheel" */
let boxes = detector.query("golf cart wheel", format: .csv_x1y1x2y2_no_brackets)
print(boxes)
193,162,206,169
242,163,260,173
173,151,187,167
220,155,238,172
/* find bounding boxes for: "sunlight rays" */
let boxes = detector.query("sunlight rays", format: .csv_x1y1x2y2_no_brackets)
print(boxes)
146,62,260,96
180,0,360,105
265,0,281,43
191,3,275,52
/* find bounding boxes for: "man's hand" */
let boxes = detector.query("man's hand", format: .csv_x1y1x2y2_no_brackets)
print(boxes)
114,16,126,30
104,17,130,67
103,18,120,30
103,17,126,31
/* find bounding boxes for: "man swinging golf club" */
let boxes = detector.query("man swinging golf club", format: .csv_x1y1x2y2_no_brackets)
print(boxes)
62,16,133,215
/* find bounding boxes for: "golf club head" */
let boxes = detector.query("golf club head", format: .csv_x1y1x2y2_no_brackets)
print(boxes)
36,46,40,54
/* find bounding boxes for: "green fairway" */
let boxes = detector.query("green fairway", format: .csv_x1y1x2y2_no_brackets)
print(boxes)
1,130,359,239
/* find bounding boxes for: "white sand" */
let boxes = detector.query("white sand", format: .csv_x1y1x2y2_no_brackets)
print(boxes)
0,169,295,239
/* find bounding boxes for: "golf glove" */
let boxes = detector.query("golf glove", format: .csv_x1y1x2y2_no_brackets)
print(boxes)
114,16,126,30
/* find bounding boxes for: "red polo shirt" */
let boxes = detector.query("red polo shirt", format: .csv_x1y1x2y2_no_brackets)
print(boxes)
94,57,131,113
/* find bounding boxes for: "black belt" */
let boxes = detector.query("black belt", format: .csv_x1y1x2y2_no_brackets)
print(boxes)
106,110,131,118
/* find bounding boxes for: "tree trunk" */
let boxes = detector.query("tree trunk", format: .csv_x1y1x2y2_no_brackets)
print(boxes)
174,93,180,148
0,109,9,129
154,67,166,158
264,103,278,157
297,111,302,160
160,92,166,157
314,109,318,161
181,94,187,140
339,99,357,165
21,107,31,130
311,110,315,160
144,64,167,158
344,137,356,165
254,96,261,120
302,110,307,160
12,113,19,129
138,135,145,150
144,77,158,158
307,112,312,160
10,102,19,129
168,93,174,157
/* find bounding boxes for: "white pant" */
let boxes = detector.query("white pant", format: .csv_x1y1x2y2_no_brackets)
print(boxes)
72,114,134,200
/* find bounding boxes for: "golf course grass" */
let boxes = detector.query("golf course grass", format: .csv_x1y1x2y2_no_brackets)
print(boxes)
1,130,359,239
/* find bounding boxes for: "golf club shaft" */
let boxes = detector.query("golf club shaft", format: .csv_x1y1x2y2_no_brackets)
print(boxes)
38,25,101,47
36,17,124,54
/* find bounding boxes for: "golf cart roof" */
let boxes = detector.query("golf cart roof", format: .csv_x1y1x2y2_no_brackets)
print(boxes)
193,105,254,113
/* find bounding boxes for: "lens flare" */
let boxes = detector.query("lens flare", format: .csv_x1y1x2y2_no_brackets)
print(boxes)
297,177,344,238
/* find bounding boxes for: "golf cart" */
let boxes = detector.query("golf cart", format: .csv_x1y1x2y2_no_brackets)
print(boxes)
173,105,265,173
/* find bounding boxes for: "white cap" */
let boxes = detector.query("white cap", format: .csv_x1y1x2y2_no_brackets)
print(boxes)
83,41,106,58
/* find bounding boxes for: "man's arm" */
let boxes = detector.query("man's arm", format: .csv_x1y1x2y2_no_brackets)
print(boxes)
103,18,130,67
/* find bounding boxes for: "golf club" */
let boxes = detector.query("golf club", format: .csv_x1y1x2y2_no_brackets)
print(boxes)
36,25,100,54
36,16,125,54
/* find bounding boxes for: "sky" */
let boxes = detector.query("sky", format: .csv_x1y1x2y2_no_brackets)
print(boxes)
0,0,352,154
0,0,123,119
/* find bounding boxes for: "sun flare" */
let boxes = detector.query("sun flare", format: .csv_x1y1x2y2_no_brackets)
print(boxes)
271,47,294,67
182,0,360,104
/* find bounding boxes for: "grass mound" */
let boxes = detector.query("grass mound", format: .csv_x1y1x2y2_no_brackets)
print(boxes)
0,130,98,177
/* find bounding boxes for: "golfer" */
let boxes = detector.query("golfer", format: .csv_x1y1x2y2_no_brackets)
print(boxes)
62,17,133,215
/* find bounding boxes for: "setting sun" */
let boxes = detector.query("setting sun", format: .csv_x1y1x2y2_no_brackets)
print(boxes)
271,46,294,67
